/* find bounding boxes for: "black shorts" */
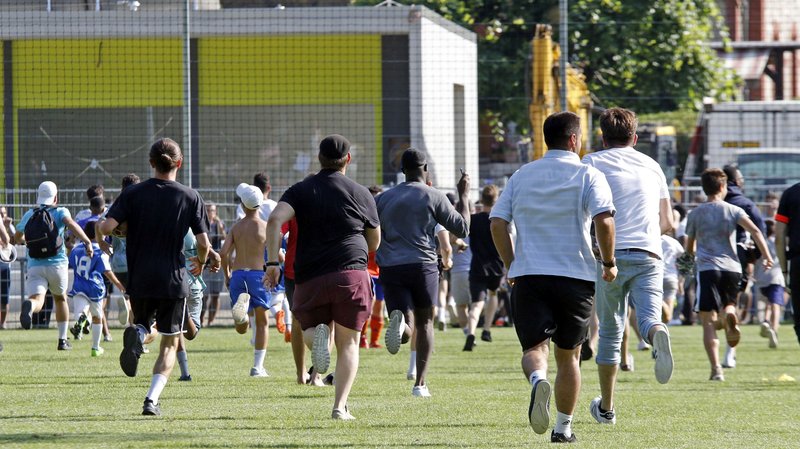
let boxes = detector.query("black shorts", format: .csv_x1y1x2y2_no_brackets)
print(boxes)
103,276,113,297
696,270,741,312
115,272,129,290
469,274,503,303
380,263,439,313
0,265,10,306
510,275,594,350
131,296,187,335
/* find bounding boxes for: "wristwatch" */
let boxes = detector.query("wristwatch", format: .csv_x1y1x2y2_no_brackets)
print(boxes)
602,258,616,268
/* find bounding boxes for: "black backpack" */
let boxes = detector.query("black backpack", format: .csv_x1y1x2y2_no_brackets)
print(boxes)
24,207,63,259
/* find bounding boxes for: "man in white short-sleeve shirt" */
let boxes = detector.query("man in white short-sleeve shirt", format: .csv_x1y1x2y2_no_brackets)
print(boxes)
581,107,676,426
235,172,278,222
490,111,617,443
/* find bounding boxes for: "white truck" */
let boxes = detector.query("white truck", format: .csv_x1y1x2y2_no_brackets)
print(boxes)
684,101,800,200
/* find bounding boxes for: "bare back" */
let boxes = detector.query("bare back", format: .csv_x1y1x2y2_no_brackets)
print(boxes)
230,214,268,271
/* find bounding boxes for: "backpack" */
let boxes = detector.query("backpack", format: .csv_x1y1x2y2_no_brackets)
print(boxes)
24,207,63,259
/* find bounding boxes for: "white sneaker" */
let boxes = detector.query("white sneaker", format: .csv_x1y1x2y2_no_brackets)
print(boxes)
312,323,331,374
117,295,129,326
412,385,431,397
760,321,771,339
232,293,251,325
721,346,736,368
637,339,651,351
528,378,551,434
589,396,616,424
385,310,405,355
407,370,417,381
250,367,269,377
652,329,673,384
768,328,778,349
332,406,355,420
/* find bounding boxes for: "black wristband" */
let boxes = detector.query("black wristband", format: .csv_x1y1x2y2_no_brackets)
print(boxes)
264,261,280,271
602,258,616,268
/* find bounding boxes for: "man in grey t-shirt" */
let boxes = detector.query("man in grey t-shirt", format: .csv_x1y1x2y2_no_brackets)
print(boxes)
685,168,772,381
376,149,469,398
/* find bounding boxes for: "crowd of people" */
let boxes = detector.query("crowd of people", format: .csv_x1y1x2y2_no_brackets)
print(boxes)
0,108,796,444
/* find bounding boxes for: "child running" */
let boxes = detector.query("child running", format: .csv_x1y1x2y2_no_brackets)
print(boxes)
221,183,271,377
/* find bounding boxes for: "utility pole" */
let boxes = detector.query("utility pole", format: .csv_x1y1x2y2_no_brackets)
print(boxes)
559,0,568,112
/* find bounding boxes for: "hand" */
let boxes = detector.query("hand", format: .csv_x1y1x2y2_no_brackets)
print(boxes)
602,265,618,282
263,265,281,289
763,257,774,270
457,172,470,197
84,243,94,259
442,257,453,271
207,251,222,272
98,239,112,256
3,216,11,227
506,277,516,288
188,256,203,276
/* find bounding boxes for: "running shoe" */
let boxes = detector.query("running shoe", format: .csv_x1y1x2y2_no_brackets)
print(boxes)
250,367,269,378
722,346,736,368
117,295,129,325
481,330,492,342
142,398,161,416
385,310,405,355
332,406,355,420
710,365,725,381
19,300,33,330
652,329,673,384
231,293,250,325
589,396,616,424
311,323,331,374
91,346,104,357
528,378,551,434
550,431,576,443
120,326,144,377
637,339,651,351
760,321,771,338
724,312,741,347
412,385,431,397
57,339,72,351
178,374,193,381
275,310,286,334
768,328,778,349
463,334,476,352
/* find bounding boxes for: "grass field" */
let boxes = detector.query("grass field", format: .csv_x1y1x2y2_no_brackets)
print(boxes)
1,324,799,448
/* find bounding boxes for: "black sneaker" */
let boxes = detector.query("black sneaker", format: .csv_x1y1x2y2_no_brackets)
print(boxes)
480,330,492,342
178,374,192,381
463,334,475,352
82,316,91,335
142,398,161,416
70,314,86,340
57,339,72,351
551,430,576,443
120,326,144,377
20,300,33,330
323,373,335,386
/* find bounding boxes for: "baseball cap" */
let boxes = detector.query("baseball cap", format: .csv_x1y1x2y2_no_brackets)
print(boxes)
319,134,350,159
401,149,426,170
37,181,58,206
236,183,263,210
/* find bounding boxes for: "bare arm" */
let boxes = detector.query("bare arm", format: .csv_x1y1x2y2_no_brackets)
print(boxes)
490,218,514,283
365,226,381,253
593,211,617,282
437,229,452,271
265,202,295,289
776,221,788,274
0,221,9,247
104,270,127,295
64,215,93,258
455,172,471,229
95,217,119,256
659,197,675,235
219,229,236,285
738,216,773,269
685,236,696,255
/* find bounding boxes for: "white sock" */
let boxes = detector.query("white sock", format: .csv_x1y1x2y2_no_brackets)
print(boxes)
57,321,68,340
438,308,446,323
283,301,292,332
146,373,168,403
135,324,148,343
177,350,190,377
254,349,266,370
529,369,546,386
408,350,417,374
73,296,88,322
554,412,573,437
91,323,102,349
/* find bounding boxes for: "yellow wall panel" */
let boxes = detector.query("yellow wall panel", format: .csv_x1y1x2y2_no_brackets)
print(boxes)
13,39,183,109
199,35,382,106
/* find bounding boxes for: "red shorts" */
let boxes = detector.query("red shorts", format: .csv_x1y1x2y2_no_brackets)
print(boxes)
292,270,372,332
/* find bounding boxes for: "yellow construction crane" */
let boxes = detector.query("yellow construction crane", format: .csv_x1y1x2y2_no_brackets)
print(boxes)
529,24,593,160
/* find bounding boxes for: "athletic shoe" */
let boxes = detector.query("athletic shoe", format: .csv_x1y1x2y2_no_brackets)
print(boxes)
104,335,113,342
359,335,368,349
117,295,129,325
323,373,335,386
91,347,104,357
589,396,616,424
231,293,250,325
275,310,286,334
710,365,725,381
768,328,778,349
528,378,551,434
724,312,741,347
385,310,405,355
620,354,634,372
411,385,431,397
550,430,577,443
120,326,144,377
437,320,446,332
481,330,492,342
637,339,651,351
141,345,150,354
311,323,331,374
70,320,83,341
178,374,192,381
250,367,269,378
722,346,736,368
760,321,771,339
20,300,33,330
142,398,161,416
284,329,292,343
463,334,476,352
580,342,593,362
407,371,416,381
332,406,355,420
57,339,72,351
82,319,90,335
652,329,673,384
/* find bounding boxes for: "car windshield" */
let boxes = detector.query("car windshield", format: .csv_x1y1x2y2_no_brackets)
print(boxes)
737,152,800,201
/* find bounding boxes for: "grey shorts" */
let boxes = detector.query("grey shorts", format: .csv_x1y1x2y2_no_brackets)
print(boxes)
187,289,203,330
450,271,471,306
26,264,69,297
663,276,679,301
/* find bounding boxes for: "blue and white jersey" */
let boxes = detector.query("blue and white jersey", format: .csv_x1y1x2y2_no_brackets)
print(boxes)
68,242,110,301
184,231,207,295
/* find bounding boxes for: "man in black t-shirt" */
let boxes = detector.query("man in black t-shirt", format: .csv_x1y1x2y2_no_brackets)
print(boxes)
465,184,504,350
98,138,213,416
775,183,800,346
265,134,380,420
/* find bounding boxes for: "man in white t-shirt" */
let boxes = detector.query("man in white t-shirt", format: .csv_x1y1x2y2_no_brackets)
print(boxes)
582,107,675,426
235,172,278,222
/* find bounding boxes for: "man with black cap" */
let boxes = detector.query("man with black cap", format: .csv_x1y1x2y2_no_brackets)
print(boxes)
265,134,380,420
375,148,470,398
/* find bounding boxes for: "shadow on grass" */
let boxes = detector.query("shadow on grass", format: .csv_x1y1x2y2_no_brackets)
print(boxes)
0,432,195,445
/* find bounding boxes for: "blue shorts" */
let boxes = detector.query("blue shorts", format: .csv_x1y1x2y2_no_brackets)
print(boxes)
371,276,384,301
229,270,271,312
760,285,785,305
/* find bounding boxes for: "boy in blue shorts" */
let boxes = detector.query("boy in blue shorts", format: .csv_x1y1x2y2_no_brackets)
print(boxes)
756,219,785,349
221,183,272,377
68,222,126,356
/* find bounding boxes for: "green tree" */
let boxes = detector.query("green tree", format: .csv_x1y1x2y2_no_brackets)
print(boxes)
571,0,739,112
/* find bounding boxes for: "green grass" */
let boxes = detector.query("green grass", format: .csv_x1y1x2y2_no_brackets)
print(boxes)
0,324,799,448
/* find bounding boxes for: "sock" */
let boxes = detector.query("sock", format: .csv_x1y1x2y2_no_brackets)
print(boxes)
177,350,190,377
554,412,573,437
250,316,256,342
57,321,68,340
72,296,88,322
135,324,148,343
146,373,168,403
254,349,266,370
91,323,102,349
283,301,292,332
369,317,384,346
463,327,469,336
438,307,446,323
408,350,417,374
529,369,546,386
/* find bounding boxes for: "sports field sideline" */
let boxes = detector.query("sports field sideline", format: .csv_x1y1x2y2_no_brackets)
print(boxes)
1,325,798,448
